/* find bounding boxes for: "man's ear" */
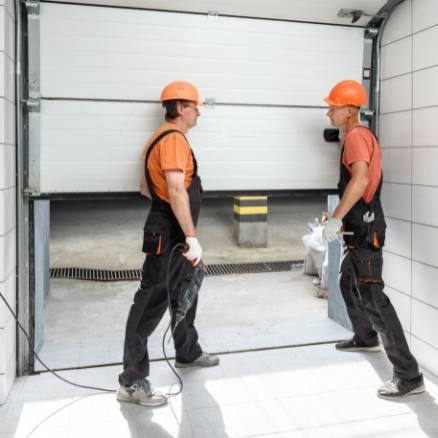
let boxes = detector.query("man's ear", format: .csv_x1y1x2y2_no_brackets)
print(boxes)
176,102,185,117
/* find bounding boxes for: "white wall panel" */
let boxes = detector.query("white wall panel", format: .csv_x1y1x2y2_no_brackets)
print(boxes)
40,101,339,193
40,4,363,105
2,54,14,103
381,37,412,80
0,188,15,235
381,183,411,221
413,67,438,109
413,0,438,33
381,149,411,184
412,148,438,186
379,111,411,148
3,0,15,18
383,251,411,296
413,107,438,146
0,6,14,59
0,270,14,328
412,223,438,268
0,0,15,406
411,300,438,350
412,185,438,227
379,0,438,379
0,98,15,145
380,75,412,114
411,336,438,377
381,0,412,46
0,144,15,189
413,26,438,71
385,287,411,333
0,229,15,281
384,218,411,259
0,318,16,394
412,262,438,309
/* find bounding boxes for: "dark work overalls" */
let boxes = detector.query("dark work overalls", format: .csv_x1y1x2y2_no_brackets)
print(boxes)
339,126,420,381
119,130,203,386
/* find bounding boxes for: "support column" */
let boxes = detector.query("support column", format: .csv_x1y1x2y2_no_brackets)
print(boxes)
327,194,352,331
233,196,268,248
32,200,49,353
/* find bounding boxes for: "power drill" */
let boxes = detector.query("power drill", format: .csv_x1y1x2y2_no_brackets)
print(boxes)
173,260,205,331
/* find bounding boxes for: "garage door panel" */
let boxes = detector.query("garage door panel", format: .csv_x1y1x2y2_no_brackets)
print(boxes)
41,3,363,105
39,3,363,193
41,162,142,193
40,100,339,192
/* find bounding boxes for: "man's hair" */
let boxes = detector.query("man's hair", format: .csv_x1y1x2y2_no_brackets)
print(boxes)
162,100,191,121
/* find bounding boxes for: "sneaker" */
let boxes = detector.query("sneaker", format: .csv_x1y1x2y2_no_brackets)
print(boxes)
335,338,380,352
117,378,167,407
175,352,220,368
377,374,425,400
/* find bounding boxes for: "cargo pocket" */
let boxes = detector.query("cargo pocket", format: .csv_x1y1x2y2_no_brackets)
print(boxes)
142,225,164,255
352,249,383,284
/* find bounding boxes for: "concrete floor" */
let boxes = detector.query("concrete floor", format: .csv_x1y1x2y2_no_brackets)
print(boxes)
37,195,342,371
3,344,438,438
50,196,327,267
36,271,350,371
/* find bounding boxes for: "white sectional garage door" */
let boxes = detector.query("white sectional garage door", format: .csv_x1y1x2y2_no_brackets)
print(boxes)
39,2,364,193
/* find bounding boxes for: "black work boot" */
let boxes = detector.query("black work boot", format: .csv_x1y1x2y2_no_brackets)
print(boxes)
335,337,380,352
377,373,425,400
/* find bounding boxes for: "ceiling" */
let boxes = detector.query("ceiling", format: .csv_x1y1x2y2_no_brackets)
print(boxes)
42,0,393,27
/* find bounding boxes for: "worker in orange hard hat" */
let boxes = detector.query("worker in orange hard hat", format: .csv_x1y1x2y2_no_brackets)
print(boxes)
323,80,425,400
118,81,219,408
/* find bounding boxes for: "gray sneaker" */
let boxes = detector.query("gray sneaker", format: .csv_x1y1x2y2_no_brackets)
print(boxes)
377,374,425,400
117,379,167,407
175,352,220,368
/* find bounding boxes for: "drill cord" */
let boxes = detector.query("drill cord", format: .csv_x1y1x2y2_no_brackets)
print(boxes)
0,241,189,396
162,242,187,397
0,290,116,393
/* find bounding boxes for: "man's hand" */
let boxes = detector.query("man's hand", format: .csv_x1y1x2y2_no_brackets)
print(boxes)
184,237,202,265
323,217,343,245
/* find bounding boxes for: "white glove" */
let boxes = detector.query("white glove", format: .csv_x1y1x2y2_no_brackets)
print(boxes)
323,217,343,245
184,237,202,266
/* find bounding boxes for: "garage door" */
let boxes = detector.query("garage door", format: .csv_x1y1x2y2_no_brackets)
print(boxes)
38,3,364,193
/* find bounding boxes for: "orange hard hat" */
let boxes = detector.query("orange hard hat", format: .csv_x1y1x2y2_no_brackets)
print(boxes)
324,80,368,107
160,81,203,106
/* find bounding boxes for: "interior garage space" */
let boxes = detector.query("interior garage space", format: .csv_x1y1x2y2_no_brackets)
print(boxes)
28,0,367,372
5,0,438,436
36,195,351,371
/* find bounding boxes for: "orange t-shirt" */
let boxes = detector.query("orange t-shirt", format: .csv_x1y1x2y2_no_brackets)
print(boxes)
142,122,194,203
342,126,382,204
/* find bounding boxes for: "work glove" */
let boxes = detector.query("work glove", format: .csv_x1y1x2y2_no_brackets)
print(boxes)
184,237,203,266
322,217,343,245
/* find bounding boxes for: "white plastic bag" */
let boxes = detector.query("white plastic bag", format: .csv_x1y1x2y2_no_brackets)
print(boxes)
302,220,326,278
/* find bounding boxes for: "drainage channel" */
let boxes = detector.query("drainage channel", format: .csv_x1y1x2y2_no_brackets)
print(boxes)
50,260,304,281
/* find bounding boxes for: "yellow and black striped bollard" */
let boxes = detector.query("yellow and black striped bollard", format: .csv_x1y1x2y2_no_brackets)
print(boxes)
233,196,268,247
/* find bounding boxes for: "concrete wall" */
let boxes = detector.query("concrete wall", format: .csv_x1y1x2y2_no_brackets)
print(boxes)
0,0,16,404
380,0,438,376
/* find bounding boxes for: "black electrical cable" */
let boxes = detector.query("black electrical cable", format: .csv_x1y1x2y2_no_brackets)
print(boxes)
0,291,117,393
0,242,189,396
162,242,187,397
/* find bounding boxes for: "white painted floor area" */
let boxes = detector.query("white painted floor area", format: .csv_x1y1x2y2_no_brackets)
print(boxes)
2,344,438,438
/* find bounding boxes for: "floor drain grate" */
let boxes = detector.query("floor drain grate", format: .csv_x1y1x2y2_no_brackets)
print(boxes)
50,261,303,282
